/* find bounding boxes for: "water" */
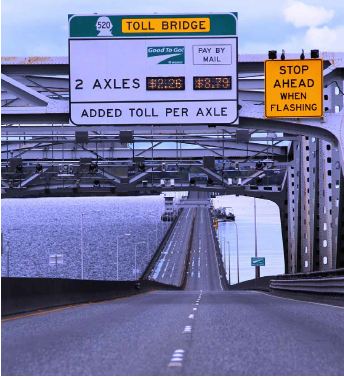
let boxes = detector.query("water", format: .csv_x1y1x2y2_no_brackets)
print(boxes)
213,195,284,284
1,196,169,280
1,194,284,283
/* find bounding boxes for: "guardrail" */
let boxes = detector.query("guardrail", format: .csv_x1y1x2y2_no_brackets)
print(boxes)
270,276,344,295
1,278,176,317
277,268,344,279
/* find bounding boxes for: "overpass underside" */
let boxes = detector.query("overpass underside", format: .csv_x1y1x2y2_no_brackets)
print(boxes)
1,53,344,275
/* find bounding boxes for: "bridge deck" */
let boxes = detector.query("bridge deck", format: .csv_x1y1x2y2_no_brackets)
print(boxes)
185,207,225,291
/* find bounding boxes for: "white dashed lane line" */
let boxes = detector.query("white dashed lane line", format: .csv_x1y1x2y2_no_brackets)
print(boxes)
168,349,185,368
183,325,192,334
188,314,194,319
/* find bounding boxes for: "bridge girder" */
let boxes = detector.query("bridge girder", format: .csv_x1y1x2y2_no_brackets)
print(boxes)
1,53,344,275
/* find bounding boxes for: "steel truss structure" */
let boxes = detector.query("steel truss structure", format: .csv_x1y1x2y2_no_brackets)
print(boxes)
1,52,344,273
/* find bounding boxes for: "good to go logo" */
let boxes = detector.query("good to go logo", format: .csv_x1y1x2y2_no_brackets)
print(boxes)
147,46,185,64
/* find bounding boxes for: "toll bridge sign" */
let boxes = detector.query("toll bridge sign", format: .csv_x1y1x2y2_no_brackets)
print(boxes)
68,13,238,126
265,59,323,118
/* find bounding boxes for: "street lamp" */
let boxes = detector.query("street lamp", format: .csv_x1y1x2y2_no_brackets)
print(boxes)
81,213,84,280
222,237,227,280
116,233,131,280
233,222,240,284
218,223,229,284
80,210,101,280
134,241,147,280
227,241,231,285
253,197,260,279
154,221,159,249
6,239,10,277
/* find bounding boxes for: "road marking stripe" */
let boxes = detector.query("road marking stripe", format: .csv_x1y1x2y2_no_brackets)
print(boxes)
168,361,182,367
189,314,194,319
171,357,183,361
168,349,185,367
1,303,89,322
256,291,344,310
183,325,192,333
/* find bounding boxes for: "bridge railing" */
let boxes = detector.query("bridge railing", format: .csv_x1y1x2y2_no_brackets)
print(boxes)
275,268,344,279
270,276,344,295
270,268,344,295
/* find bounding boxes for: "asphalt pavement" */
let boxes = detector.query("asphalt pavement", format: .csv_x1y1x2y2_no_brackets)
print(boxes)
185,207,224,291
2,290,344,375
2,206,344,375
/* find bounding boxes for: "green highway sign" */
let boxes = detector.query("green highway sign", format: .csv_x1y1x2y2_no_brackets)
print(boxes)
251,257,265,267
68,13,238,126
69,13,237,38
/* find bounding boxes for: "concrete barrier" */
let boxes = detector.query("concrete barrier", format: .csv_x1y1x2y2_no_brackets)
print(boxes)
180,214,196,289
229,276,274,291
141,209,182,280
270,276,344,295
1,277,176,317
209,210,230,290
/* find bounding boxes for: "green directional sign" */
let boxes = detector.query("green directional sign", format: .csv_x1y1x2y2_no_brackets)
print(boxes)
69,13,237,38
251,257,265,267
68,12,238,126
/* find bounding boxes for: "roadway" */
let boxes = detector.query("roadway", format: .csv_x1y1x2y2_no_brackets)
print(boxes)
2,205,344,375
149,208,195,286
2,290,344,375
185,207,225,291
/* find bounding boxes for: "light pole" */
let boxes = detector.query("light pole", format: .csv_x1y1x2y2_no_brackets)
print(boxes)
254,197,260,279
7,239,10,277
81,213,84,280
223,237,226,280
155,221,159,249
134,241,147,280
227,241,231,285
233,222,240,284
80,210,101,280
219,223,229,284
116,233,131,280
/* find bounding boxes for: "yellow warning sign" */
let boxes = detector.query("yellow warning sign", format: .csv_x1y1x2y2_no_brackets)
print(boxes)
265,59,323,118
122,18,210,33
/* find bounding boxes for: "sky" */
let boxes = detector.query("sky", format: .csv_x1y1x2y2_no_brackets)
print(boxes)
1,0,344,56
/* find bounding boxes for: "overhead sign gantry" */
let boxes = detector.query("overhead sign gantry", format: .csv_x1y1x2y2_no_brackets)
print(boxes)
68,13,238,125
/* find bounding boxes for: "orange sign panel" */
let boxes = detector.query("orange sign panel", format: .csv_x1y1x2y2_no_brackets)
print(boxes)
265,59,323,118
